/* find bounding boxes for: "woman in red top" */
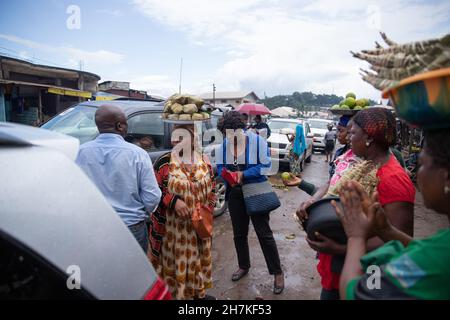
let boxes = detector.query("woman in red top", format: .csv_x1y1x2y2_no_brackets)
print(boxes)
299,108,415,300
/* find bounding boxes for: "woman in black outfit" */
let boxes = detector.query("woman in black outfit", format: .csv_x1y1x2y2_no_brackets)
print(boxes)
216,111,284,294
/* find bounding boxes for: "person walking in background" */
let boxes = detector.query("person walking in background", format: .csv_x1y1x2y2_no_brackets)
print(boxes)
252,115,271,138
241,113,250,130
324,124,337,163
287,122,307,176
75,105,162,252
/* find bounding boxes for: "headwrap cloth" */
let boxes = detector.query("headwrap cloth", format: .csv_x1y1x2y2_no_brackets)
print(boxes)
293,124,307,156
352,107,396,149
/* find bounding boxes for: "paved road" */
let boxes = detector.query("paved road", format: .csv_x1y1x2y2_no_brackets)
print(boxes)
209,151,449,300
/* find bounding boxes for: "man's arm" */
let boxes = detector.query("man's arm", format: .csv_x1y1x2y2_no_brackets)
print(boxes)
139,153,162,214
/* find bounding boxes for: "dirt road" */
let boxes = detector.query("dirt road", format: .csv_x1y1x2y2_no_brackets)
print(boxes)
209,152,449,300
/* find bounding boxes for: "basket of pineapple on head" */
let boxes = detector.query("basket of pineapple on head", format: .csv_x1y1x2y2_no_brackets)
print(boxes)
162,94,212,124
330,92,371,115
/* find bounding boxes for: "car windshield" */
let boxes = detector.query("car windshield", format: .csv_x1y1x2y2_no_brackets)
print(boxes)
308,120,330,130
268,121,299,132
41,105,98,144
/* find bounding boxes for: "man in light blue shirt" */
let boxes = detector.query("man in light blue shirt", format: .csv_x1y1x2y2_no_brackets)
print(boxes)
76,105,161,251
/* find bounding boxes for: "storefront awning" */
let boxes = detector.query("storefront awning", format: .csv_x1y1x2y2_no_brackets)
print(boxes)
48,87,92,99
0,79,93,98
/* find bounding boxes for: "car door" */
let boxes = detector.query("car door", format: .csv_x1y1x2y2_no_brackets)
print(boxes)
125,111,171,162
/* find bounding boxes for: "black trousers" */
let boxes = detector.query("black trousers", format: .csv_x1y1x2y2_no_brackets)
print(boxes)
227,186,282,275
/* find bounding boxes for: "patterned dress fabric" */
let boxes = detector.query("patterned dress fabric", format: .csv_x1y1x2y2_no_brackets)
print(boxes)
288,150,302,176
148,152,216,300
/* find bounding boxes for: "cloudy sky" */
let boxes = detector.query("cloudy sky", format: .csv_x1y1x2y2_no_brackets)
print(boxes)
0,0,449,100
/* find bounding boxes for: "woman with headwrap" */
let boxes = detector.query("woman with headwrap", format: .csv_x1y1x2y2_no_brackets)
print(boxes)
329,115,352,179
287,123,308,176
336,128,450,300
148,124,216,300
284,115,357,195
296,107,415,300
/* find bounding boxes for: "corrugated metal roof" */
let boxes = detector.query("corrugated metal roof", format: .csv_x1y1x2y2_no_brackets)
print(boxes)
0,55,101,80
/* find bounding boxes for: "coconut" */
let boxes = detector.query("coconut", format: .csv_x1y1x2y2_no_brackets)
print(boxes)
281,172,291,180
344,97,356,108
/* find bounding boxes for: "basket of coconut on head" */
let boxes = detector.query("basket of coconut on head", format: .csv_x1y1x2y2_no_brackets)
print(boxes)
162,94,212,124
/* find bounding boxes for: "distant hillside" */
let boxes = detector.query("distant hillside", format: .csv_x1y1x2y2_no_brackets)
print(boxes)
260,91,376,110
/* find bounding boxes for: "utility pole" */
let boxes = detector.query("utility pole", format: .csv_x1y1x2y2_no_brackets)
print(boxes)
178,57,183,94
213,83,216,108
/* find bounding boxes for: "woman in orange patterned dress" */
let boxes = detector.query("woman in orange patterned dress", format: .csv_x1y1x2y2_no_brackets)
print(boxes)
148,124,216,300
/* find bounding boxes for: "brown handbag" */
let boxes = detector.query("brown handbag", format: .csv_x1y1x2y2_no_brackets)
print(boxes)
191,201,213,239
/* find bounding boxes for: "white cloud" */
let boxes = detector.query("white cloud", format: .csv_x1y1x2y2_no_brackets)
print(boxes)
18,50,30,60
133,0,450,99
0,34,124,69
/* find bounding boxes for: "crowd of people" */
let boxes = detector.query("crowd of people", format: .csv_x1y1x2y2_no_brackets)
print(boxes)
74,99,449,300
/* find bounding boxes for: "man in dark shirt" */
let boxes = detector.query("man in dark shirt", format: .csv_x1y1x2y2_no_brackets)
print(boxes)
252,115,271,138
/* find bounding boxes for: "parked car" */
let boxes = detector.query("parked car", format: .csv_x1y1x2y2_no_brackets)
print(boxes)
41,100,228,217
267,118,313,170
307,118,334,152
0,122,171,300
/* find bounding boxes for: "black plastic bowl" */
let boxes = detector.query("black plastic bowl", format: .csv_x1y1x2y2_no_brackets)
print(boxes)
303,197,347,244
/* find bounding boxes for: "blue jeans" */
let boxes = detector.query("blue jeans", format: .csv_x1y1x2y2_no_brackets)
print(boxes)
128,221,148,252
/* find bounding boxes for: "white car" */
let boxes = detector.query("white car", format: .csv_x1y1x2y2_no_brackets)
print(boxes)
307,118,335,152
267,118,313,169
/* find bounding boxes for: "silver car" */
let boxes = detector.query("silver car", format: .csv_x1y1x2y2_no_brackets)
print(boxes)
0,122,171,300
307,118,334,152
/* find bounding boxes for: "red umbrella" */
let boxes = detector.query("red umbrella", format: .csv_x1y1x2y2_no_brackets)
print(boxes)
235,103,271,115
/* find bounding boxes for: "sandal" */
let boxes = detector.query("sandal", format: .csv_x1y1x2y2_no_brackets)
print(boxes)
273,273,284,294
231,268,249,282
